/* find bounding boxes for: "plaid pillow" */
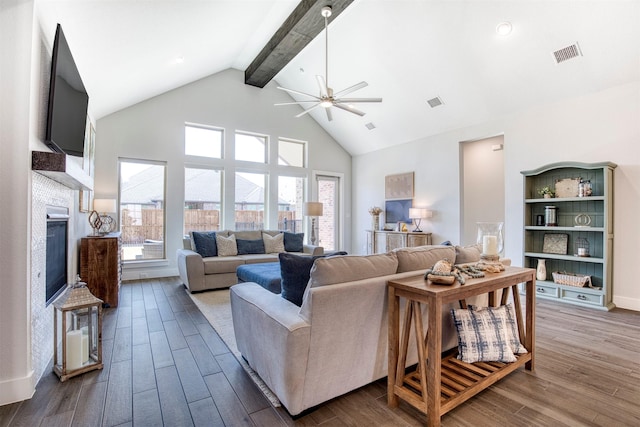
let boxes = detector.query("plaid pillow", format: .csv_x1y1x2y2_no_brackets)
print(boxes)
451,307,517,363
469,304,528,354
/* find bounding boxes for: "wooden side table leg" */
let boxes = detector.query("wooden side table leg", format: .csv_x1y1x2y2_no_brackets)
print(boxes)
525,279,535,370
388,288,400,407
426,297,442,427
396,298,414,385
413,301,428,404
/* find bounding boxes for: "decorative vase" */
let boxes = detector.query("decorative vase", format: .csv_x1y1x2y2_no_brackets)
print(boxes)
536,259,547,281
372,214,380,231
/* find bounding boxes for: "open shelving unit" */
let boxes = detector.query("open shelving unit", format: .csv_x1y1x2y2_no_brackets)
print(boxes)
521,162,616,310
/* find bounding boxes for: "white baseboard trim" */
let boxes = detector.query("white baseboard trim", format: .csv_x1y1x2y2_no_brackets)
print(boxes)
0,370,35,405
613,295,640,312
121,267,179,281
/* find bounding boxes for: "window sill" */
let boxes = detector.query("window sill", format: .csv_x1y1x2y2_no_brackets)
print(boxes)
123,259,170,269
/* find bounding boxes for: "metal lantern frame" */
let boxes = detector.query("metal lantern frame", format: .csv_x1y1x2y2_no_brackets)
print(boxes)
52,280,104,381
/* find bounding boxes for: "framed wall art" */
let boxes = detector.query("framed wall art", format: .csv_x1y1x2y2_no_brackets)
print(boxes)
385,172,414,200
542,233,569,255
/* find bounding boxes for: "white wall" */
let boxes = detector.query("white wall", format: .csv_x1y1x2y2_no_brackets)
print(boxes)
460,135,505,246
353,82,640,310
95,68,352,279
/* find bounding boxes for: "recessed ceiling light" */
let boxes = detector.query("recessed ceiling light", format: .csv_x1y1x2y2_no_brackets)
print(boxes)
495,22,512,36
175,56,185,64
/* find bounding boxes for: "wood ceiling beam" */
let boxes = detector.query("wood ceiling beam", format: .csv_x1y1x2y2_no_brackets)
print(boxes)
244,0,354,88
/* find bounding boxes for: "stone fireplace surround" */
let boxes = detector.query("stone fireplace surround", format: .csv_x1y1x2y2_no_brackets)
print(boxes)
31,172,79,384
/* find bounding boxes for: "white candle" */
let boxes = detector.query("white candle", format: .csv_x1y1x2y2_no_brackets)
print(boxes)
81,327,89,363
483,235,498,256
66,330,83,370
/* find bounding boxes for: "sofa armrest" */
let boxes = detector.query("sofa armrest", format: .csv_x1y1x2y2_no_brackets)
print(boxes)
176,249,205,292
230,283,311,413
303,244,324,256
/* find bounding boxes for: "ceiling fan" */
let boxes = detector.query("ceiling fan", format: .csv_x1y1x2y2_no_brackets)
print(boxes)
275,5,382,121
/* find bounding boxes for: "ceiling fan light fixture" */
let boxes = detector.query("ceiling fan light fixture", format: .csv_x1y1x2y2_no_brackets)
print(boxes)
274,4,381,121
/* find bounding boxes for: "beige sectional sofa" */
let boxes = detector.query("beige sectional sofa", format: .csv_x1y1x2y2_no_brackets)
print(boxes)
230,244,507,415
176,230,323,293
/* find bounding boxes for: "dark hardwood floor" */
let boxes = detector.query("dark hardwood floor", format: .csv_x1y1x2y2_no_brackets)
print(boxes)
1,277,639,426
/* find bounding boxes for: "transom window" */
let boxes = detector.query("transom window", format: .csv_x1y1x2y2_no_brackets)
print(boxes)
235,132,266,163
278,139,305,167
185,124,223,158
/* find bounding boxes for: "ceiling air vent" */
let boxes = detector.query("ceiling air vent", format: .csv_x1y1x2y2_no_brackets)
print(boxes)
426,96,444,108
365,122,376,130
552,42,582,64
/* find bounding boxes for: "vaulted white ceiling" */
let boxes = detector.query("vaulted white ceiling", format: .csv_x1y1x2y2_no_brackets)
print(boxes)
37,0,640,156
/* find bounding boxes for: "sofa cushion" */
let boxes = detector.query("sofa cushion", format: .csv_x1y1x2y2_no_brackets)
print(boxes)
394,245,456,273
190,231,218,257
309,252,398,288
451,306,517,363
279,251,349,306
237,238,265,255
203,256,244,274
216,234,238,257
263,232,285,253
233,230,263,241
455,244,482,264
284,232,304,252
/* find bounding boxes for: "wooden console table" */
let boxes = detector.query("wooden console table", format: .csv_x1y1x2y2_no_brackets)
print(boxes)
387,266,535,426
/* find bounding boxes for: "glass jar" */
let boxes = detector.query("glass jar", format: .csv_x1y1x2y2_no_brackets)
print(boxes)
544,206,557,226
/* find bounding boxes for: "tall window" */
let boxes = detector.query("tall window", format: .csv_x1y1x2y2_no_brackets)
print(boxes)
278,176,305,232
235,132,266,163
235,171,266,230
119,159,166,261
316,174,340,251
185,124,223,158
184,167,222,234
278,139,305,167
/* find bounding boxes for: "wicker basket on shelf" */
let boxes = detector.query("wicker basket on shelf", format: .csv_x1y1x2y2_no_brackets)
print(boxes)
552,271,592,288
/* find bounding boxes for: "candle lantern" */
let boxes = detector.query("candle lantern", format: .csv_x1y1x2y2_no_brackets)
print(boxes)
476,222,506,271
53,276,103,382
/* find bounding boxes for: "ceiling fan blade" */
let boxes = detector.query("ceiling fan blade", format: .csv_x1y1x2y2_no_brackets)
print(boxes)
316,75,328,97
335,97,383,103
274,101,321,106
333,103,366,116
333,81,368,98
277,86,319,99
325,107,333,122
295,103,322,118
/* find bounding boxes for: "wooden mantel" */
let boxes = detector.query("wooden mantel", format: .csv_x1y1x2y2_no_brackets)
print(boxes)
32,151,93,191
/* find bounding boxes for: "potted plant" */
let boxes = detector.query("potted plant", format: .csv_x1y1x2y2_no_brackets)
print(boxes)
538,186,555,199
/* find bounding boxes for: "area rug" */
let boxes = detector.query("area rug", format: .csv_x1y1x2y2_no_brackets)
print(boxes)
187,288,281,407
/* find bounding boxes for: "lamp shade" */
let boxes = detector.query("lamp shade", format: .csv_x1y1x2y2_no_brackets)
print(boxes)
303,202,323,217
409,208,432,219
93,199,117,213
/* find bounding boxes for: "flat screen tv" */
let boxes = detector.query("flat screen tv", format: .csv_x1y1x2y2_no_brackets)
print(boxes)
45,24,89,157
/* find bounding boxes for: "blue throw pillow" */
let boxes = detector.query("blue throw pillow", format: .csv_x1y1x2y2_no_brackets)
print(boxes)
279,251,348,306
191,231,217,257
279,253,315,306
237,238,265,255
283,232,304,252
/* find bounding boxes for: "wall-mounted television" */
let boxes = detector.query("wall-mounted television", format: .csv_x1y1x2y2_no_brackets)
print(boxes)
45,23,89,157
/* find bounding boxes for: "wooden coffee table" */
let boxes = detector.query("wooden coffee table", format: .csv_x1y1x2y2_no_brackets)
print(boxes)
387,266,536,426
